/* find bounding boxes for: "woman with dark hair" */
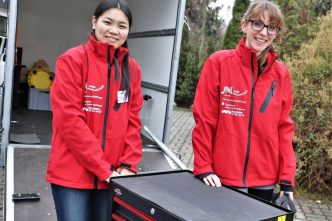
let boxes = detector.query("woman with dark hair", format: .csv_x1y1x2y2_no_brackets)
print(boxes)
46,0,143,220
192,0,296,202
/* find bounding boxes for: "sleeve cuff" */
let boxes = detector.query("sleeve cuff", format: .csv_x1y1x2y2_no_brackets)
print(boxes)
280,184,293,192
118,162,137,173
196,172,215,180
120,162,132,169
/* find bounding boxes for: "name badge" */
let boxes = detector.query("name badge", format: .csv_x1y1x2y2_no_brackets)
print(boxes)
117,90,128,103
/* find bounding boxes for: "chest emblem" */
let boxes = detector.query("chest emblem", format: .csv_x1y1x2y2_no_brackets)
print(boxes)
221,86,247,97
85,83,104,92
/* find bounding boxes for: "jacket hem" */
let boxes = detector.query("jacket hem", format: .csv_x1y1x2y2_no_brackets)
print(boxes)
46,176,109,189
221,178,277,188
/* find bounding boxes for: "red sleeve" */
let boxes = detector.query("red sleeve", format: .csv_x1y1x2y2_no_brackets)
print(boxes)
278,70,296,188
117,61,143,173
51,55,112,182
192,56,220,175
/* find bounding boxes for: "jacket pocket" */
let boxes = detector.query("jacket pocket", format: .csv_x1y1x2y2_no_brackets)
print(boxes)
259,80,278,113
213,128,247,183
246,137,279,183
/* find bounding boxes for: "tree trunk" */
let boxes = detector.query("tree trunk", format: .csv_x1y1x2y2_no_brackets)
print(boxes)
198,0,208,61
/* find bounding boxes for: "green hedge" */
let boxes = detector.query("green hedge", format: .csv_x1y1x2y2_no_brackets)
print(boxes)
285,11,332,196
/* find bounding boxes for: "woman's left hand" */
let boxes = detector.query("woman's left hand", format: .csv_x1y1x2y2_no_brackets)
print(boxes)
203,174,222,187
280,191,294,201
116,167,135,176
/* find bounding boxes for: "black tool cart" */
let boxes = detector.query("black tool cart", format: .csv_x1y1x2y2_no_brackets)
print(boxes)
109,170,294,221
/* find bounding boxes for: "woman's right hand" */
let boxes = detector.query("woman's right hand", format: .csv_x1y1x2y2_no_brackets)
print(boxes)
111,171,120,177
203,174,222,187
105,171,120,183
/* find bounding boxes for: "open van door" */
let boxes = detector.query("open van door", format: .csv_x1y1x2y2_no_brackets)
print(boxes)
1,0,186,220
127,0,185,143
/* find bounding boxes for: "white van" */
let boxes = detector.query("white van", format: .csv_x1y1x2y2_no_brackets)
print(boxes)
0,0,186,220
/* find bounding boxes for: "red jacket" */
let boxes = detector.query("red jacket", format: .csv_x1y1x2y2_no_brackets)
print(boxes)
192,37,296,189
46,35,143,189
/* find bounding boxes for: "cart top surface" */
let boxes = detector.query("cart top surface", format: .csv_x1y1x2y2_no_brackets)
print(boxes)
112,171,292,221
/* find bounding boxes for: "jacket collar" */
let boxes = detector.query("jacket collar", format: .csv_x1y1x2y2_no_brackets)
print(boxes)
86,33,128,63
236,36,278,72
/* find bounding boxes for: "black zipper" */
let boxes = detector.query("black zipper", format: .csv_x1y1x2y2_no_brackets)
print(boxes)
259,80,278,113
94,46,112,189
102,47,112,150
242,53,256,187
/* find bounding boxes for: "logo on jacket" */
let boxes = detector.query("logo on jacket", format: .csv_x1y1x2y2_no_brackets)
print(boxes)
221,86,247,96
85,83,104,92
83,83,104,114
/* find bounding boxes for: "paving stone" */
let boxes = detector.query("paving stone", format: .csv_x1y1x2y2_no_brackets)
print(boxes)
320,205,331,209
306,213,326,221
295,212,306,219
312,208,324,215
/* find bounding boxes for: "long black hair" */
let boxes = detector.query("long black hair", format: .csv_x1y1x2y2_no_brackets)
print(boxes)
94,0,132,100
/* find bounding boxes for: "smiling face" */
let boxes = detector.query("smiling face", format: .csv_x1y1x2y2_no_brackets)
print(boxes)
92,8,129,49
241,10,278,56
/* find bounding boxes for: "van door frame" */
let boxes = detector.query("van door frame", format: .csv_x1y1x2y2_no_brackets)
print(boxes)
0,0,17,167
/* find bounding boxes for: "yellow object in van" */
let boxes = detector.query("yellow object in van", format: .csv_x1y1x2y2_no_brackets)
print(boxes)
27,68,53,90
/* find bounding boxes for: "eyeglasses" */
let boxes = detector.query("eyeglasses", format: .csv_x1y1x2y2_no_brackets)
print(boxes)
249,20,280,35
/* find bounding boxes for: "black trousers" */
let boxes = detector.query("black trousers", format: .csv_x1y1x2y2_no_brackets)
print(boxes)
248,188,274,201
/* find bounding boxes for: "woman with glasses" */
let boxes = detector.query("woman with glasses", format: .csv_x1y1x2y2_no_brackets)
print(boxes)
192,0,296,202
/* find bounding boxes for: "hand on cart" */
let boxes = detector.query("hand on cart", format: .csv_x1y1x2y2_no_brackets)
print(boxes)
117,167,136,176
105,171,120,183
280,191,294,201
273,191,297,212
199,173,222,187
